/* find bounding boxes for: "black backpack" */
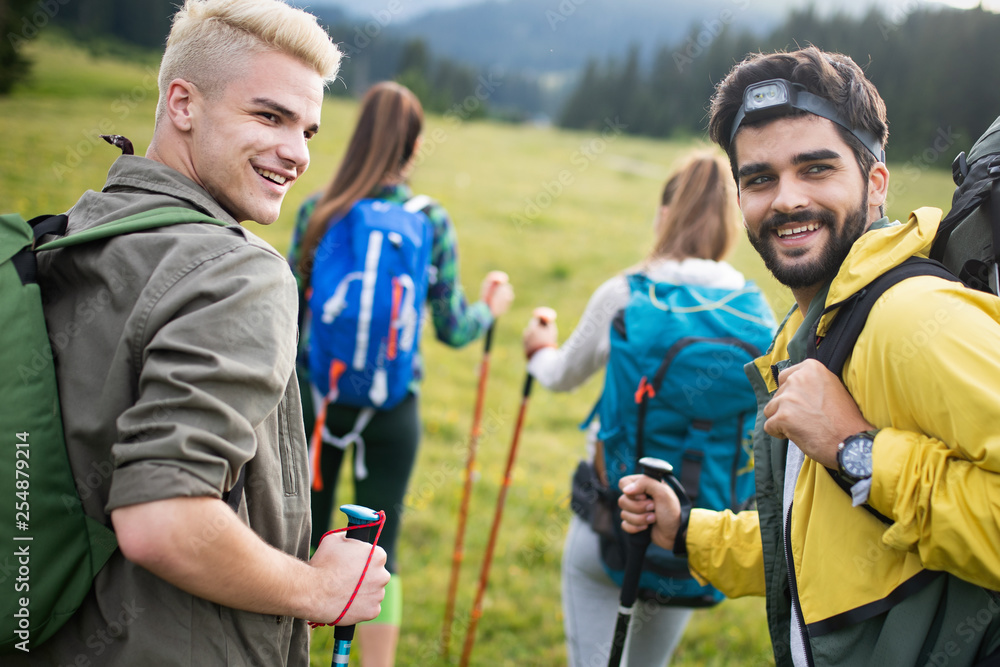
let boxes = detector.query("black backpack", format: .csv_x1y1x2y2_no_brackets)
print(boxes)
931,115,1000,296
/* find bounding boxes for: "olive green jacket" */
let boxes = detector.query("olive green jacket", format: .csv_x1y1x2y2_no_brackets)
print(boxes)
19,155,310,666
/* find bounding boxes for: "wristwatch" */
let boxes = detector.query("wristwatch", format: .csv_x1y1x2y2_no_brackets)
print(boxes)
837,430,878,483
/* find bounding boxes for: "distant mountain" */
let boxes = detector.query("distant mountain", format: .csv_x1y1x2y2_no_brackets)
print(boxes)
294,0,967,121
300,0,476,22
307,0,943,73
398,0,777,72
329,0,782,73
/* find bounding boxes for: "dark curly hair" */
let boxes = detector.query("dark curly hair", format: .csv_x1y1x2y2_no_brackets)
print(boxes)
708,46,888,180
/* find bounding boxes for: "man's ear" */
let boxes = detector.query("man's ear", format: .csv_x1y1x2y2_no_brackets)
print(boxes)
867,161,890,210
163,79,198,132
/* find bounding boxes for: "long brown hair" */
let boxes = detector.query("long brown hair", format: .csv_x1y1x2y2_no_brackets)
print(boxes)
648,151,739,263
298,81,424,282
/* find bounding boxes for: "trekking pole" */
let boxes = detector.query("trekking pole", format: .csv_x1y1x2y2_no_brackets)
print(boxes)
607,456,686,667
331,504,382,667
459,309,553,667
441,318,497,659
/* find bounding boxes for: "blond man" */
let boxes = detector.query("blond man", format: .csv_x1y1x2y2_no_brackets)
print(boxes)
19,2,389,664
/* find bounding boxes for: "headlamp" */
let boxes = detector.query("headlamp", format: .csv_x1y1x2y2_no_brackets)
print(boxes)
728,78,884,163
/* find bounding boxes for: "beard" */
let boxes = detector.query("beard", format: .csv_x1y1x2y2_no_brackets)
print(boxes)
746,192,870,290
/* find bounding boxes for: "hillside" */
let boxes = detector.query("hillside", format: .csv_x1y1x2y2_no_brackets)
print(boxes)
1,37,962,666
393,0,780,73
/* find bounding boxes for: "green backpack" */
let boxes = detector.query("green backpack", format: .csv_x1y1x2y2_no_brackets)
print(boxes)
0,206,229,653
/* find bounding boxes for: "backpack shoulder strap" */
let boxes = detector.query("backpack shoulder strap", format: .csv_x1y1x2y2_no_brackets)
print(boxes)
402,194,435,215
806,256,959,524
36,206,228,251
222,466,246,513
984,177,1000,293
806,256,961,377
580,392,603,431
27,213,70,242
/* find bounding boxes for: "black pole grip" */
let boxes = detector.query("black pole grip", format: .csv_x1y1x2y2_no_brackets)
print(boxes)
618,457,672,607
483,323,495,353
619,530,652,608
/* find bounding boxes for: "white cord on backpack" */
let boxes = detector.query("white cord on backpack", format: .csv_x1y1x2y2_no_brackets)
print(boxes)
320,407,376,481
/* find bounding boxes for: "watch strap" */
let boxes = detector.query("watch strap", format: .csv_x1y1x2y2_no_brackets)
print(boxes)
673,504,692,556
661,474,693,557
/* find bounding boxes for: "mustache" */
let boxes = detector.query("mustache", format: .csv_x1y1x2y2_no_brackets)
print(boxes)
760,208,837,234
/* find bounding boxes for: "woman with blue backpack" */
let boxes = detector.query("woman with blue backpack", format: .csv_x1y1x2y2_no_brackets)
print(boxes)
522,151,776,666
287,81,513,666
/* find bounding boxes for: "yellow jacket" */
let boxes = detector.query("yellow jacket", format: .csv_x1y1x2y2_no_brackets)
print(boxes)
686,209,1000,664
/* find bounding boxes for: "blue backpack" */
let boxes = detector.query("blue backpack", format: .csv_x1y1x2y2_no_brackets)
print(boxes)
308,197,434,411
593,273,775,606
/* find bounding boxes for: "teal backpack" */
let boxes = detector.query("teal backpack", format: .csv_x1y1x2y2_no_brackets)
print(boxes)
586,273,776,607
0,207,230,652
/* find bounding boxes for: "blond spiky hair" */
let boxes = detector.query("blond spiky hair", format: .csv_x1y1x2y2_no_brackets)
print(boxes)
155,0,341,124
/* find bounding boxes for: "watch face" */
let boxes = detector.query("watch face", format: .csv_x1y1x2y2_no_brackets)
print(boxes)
841,436,874,479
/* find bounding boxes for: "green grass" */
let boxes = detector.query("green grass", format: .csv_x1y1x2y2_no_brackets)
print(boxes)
0,37,960,666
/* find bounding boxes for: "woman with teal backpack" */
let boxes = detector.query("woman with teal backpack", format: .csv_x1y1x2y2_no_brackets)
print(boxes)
287,81,513,666
522,151,776,666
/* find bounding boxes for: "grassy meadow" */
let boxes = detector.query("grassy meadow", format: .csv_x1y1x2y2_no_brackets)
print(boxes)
1,38,960,666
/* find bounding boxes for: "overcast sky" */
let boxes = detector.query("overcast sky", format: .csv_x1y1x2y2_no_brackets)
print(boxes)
940,0,1000,6
303,0,1000,21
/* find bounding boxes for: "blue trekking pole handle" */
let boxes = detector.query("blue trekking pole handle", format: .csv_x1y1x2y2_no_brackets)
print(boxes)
332,504,380,666
607,457,676,667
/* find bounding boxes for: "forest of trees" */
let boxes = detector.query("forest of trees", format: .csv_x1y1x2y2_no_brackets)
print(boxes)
321,24,544,121
1,0,50,93
0,0,542,120
559,5,1000,162
3,0,999,159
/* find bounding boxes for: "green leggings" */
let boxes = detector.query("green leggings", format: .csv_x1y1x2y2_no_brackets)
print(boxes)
309,391,421,574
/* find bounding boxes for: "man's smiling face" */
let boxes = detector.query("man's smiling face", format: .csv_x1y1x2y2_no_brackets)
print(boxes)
186,50,324,225
735,114,877,291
